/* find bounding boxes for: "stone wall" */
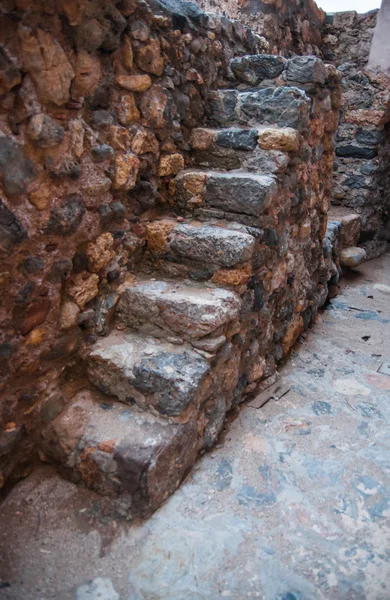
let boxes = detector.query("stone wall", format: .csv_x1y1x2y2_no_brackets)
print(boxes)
0,0,341,509
194,0,324,55
323,10,390,257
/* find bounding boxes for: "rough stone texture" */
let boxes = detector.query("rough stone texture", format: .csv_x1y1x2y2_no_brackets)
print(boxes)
323,10,390,252
230,54,286,85
76,577,119,600
116,277,241,341
194,0,324,56
2,254,390,599
41,389,199,516
340,246,367,267
86,331,210,418
0,0,341,509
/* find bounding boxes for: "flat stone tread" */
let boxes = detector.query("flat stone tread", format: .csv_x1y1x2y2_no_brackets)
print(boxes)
89,329,202,375
60,389,181,448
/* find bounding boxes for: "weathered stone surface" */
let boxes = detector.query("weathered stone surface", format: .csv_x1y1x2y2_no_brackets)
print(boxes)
117,94,140,125
131,127,159,155
239,87,311,130
190,128,215,150
116,74,152,92
0,423,22,458
27,114,64,148
0,199,27,250
18,27,75,106
117,277,241,341
158,153,184,176
230,54,286,85
0,46,21,95
215,128,258,151
258,127,300,151
335,145,377,159
328,211,362,247
112,152,140,190
340,246,367,267
59,301,80,330
0,136,36,195
76,577,119,600
136,38,164,76
204,171,277,217
208,89,238,125
167,222,256,266
41,389,199,515
72,50,101,99
284,56,326,84
87,331,210,417
68,272,100,308
86,233,115,273
46,195,85,235
139,85,169,128
92,144,114,162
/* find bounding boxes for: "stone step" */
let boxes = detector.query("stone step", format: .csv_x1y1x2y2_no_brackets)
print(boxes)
145,218,256,268
328,208,362,248
189,126,300,173
40,388,199,518
208,86,311,131
229,54,326,88
86,330,210,418
116,276,241,347
173,169,278,226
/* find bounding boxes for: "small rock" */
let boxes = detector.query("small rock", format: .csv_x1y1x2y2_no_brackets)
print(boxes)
27,114,65,148
0,199,27,250
117,94,140,125
90,110,114,127
121,36,133,69
258,127,300,152
340,247,367,268
230,54,286,85
0,423,23,458
60,301,80,330
130,20,150,41
284,56,326,84
92,144,114,162
23,256,44,274
68,272,100,308
86,233,115,273
46,195,85,235
0,136,36,195
139,85,169,129
136,38,164,76
131,127,159,155
158,153,184,176
116,74,152,92
112,152,140,190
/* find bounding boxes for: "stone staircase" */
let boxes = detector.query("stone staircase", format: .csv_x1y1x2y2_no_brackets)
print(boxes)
40,54,342,519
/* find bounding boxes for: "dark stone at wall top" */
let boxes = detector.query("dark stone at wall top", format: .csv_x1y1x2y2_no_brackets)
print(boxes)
147,0,208,30
284,56,326,85
230,55,286,86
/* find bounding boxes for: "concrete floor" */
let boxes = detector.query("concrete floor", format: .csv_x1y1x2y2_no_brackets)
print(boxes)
1,253,390,600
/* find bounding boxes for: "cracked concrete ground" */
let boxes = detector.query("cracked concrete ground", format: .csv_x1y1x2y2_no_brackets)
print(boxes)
1,253,390,600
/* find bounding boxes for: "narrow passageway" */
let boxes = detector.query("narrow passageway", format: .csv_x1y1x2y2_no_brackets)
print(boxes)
1,253,390,600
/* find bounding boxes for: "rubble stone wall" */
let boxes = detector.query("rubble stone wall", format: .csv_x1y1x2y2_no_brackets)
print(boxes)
194,0,325,55
323,10,390,257
0,0,340,500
